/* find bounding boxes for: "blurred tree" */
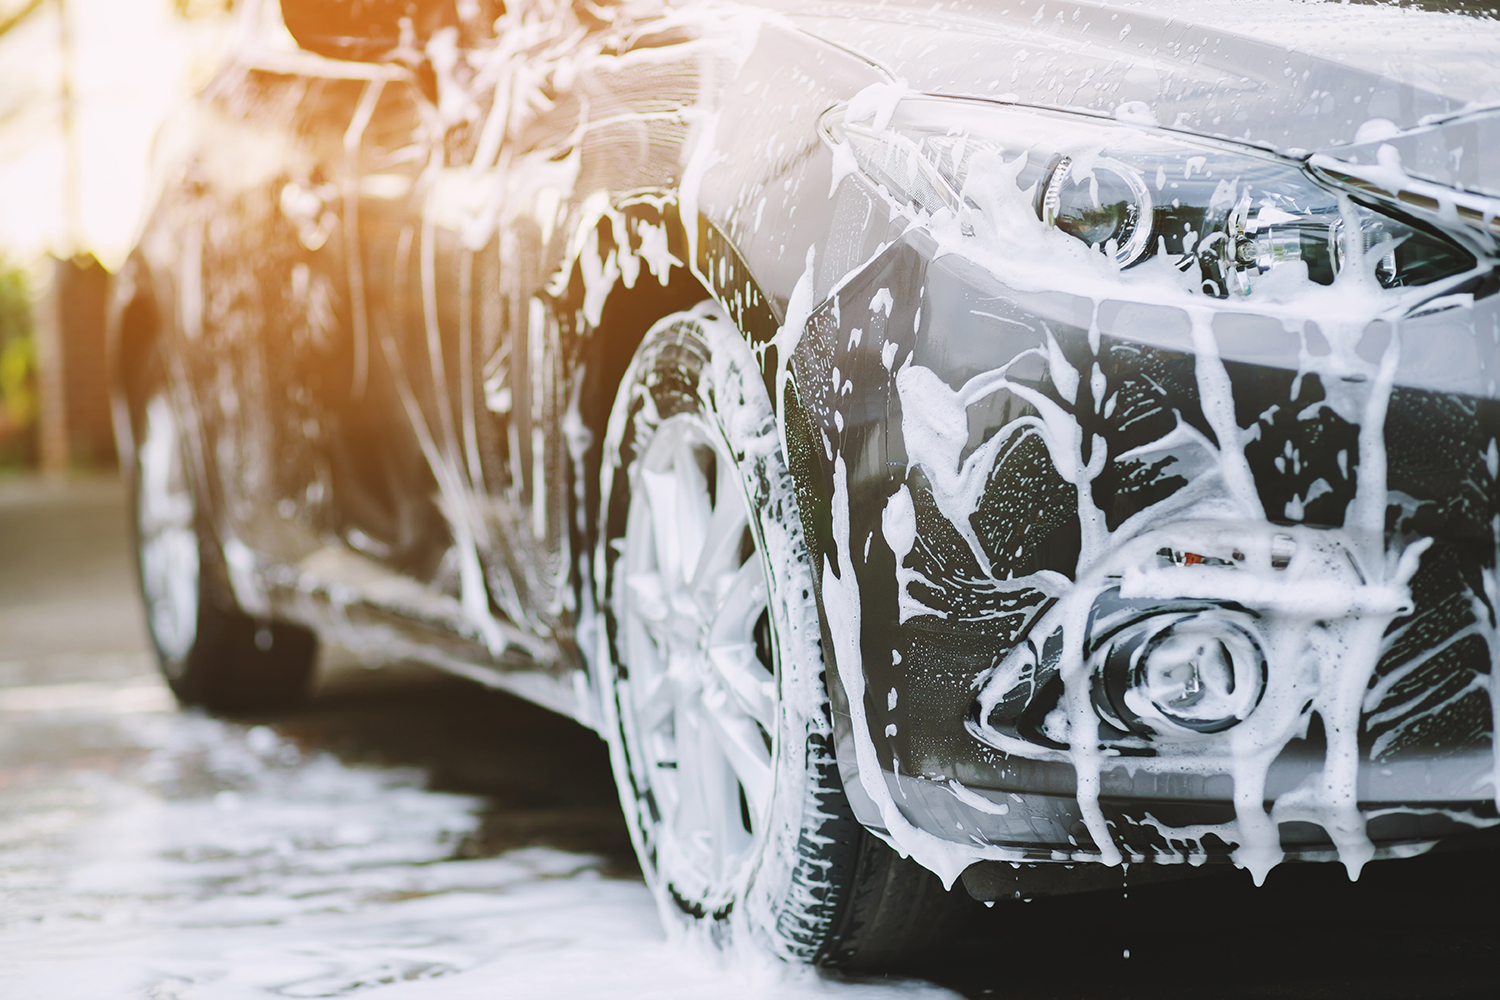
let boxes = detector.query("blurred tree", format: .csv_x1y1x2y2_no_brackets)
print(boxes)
0,261,37,468
0,0,46,41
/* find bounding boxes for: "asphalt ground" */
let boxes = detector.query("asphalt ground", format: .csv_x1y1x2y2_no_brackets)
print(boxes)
2,475,1498,998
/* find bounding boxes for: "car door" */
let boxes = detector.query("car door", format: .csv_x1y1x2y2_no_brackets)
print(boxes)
257,2,701,671
362,22,585,643
164,55,382,611
319,72,456,587
408,6,714,645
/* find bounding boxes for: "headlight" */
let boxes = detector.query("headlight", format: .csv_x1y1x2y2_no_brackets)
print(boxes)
823,96,1477,298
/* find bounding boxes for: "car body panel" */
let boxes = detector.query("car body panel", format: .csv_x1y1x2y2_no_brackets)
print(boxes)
776,0,1500,155
792,224,1500,877
109,0,1500,892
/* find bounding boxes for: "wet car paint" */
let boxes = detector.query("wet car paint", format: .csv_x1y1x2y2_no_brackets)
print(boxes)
109,0,1500,896
794,227,1500,883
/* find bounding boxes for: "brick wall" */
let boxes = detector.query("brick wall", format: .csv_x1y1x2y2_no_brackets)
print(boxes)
37,253,116,471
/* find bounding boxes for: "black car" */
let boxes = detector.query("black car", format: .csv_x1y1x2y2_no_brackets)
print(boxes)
111,0,1500,970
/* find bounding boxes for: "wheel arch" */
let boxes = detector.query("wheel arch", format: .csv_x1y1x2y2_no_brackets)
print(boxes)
105,252,168,470
555,200,785,628
553,190,863,822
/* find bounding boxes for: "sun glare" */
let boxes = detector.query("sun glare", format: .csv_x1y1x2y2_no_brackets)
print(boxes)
0,0,232,271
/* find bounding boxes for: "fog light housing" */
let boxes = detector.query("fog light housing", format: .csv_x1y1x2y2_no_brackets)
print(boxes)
1091,603,1267,739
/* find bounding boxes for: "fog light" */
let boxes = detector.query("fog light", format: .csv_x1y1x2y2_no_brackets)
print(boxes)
1093,611,1266,738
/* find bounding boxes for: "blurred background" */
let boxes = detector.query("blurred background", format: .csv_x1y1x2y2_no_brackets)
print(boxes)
0,0,231,476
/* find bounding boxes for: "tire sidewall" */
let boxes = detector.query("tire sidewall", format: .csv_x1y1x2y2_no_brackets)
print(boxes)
126,345,318,713
597,303,849,960
127,346,206,696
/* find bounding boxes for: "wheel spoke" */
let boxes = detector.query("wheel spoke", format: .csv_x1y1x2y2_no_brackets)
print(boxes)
625,570,669,623
141,495,194,539
701,510,776,732
617,409,781,893
694,701,739,879
698,684,773,826
708,642,775,732
673,693,721,854
708,556,768,648
690,460,749,595
631,670,675,734
639,468,684,585
670,439,713,576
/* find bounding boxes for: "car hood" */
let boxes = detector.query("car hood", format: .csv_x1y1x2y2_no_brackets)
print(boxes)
766,0,1500,164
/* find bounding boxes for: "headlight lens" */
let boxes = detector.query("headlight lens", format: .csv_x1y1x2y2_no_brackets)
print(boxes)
1043,154,1155,267
824,97,1477,298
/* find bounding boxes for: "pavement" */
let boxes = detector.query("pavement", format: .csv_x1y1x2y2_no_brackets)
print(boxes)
0,474,636,856
1,475,1499,999
0,476,954,1000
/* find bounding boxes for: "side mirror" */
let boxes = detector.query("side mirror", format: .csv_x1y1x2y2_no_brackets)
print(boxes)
279,0,458,62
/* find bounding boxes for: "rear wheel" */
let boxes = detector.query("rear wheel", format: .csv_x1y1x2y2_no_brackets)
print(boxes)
598,304,970,967
130,349,317,713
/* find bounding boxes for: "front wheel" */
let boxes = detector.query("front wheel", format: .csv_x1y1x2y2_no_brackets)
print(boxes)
598,304,969,968
130,347,317,714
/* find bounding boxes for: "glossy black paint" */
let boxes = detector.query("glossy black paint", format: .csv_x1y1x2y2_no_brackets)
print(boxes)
791,229,1500,862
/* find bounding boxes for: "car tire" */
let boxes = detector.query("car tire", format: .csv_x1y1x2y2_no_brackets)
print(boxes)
129,347,318,714
598,303,970,968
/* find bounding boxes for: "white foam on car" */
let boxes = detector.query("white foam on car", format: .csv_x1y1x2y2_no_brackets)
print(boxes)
175,0,1500,934
815,78,1499,886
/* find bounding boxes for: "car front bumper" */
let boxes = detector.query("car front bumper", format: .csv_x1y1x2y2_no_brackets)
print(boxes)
788,221,1500,880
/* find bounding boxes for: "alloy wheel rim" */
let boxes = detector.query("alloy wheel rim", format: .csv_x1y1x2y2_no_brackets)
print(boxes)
618,414,777,899
137,394,200,665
